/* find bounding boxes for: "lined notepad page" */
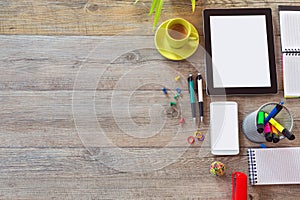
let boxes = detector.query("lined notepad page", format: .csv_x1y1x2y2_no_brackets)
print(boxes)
280,10,300,50
283,55,300,97
248,147,300,185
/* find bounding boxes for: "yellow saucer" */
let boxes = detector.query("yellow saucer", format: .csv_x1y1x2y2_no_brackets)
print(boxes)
155,19,199,61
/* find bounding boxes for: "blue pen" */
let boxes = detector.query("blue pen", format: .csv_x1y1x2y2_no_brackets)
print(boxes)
188,74,196,125
264,101,284,124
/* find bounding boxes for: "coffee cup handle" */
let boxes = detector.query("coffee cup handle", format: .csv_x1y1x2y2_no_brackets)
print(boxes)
189,32,198,41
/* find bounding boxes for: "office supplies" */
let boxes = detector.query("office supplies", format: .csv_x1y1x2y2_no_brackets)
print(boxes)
264,113,295,140
179,117,185,124
174,94,180,100
270,124,280,143
210,161,226,176
196,73,204,122
259,143,267,148
162,87,168,94
170,101,177,106
232,172,247,200
203,8,277,95
256,111,265,133
279,6,300,97
176,88,182,94
194,130,205,141
248,147,300,185
175,75,181,81
187,136,195,144
264,101,284,124
188,74,196,125
263,122,272,142
210,102,239,155
242,102,293,143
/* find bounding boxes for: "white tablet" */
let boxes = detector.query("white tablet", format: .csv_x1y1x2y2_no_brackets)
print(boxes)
210,102,239,155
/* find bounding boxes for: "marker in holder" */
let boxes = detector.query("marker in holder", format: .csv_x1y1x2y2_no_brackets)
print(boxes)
242,102,293,143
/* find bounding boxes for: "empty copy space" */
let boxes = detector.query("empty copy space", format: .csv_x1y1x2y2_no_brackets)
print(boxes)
210,16,271,88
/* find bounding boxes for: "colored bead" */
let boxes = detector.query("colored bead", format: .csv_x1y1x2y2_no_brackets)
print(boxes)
162,87,168,94
174,94,180,100
176,88,181,94
175,76,181,81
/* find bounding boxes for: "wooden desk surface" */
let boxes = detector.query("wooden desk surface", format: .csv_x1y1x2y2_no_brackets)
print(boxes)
1,0,300,199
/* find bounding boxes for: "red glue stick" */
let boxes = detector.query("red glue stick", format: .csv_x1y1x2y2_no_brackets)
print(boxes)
232,172,247,200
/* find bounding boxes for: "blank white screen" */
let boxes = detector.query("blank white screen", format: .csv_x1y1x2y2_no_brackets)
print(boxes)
210,15,271,88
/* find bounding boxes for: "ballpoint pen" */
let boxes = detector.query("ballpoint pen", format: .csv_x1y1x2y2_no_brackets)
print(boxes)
264,101,284,124
196,73,204,122
188,74,196,125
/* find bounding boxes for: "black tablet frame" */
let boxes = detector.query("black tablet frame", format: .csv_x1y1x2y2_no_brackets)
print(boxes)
203,8,277,95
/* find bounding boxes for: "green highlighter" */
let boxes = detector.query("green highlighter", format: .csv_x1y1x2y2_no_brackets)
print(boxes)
256,111,265,133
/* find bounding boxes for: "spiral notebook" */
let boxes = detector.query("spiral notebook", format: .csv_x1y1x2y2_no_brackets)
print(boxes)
247,147,300,185
279,6,300,98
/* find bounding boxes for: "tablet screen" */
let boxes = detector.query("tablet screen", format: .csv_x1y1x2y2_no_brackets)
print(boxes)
210,15,270,87
204,9,277,95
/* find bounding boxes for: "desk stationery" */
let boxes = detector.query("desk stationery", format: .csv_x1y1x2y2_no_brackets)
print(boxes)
1,1,300,199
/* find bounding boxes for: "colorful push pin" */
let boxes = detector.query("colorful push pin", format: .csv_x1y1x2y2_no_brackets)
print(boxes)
210,161,226,176
175,76,181,81
170,101,177,106
162,87,168,95
187,136,195,144
176,88,182,94
179,117,185,124
174,94,180,100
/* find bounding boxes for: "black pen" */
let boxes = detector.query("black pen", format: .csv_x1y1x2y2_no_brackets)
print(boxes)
196,73,204,122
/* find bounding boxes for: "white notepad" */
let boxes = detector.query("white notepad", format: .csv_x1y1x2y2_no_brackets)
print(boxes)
248,147,300,185
279,6,300,98
282,56,300,97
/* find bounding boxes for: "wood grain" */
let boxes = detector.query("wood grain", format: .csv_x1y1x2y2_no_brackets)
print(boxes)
0,35,285,91
1,0,300,199
0,0,300,36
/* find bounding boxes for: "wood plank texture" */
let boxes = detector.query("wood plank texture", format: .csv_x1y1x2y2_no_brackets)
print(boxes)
1,0,300,199
0,0,300,36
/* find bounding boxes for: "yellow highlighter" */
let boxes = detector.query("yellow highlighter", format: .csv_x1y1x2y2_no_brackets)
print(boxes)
264,113,295,140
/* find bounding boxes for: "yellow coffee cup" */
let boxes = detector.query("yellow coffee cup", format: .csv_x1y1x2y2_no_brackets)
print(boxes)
166,18,198,49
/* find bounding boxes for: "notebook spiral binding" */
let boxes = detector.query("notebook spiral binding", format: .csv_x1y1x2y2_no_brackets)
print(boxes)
284,48,300,56
247,149,258,185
